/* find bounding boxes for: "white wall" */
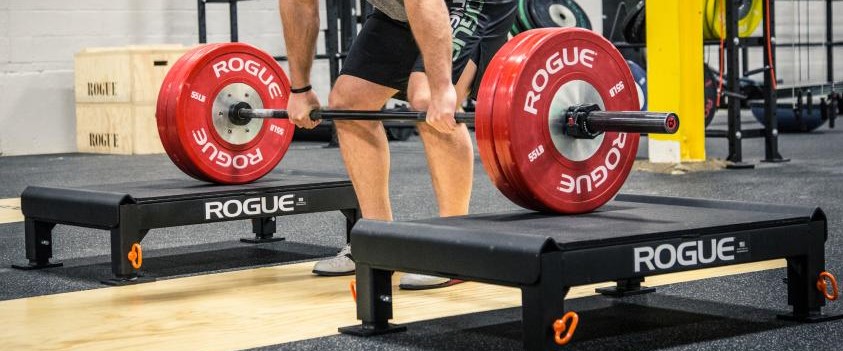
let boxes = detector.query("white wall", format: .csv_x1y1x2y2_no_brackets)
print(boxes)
0,0,334,156
580,0,603,34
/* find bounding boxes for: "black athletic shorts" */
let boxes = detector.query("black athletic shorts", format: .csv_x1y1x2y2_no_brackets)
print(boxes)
339,0,517,97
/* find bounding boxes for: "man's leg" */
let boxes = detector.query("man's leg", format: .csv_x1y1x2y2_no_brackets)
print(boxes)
330,75,397,221
407,63,476,217
397,63,476,290
313,9,420,276
398,0,516,289
404,0,515,217
311,75,396,276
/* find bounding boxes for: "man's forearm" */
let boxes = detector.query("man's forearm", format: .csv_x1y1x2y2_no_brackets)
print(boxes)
278,0,320,87
404,0,454,93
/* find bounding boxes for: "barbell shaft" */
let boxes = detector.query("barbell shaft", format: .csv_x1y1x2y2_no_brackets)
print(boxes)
238,108,678,135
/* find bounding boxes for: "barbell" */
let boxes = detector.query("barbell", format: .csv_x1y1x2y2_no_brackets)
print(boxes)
156,28,680,214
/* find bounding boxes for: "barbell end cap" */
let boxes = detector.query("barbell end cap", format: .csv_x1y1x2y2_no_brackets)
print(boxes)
664,113,680,134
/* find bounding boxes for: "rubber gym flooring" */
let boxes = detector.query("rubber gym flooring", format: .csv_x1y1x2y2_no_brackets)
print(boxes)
1,113,842,350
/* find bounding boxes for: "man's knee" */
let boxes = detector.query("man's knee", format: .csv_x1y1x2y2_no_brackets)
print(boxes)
406,72,431,111
327,90,379,133
327,88,354,110
407,90,430,112
327,78,395,134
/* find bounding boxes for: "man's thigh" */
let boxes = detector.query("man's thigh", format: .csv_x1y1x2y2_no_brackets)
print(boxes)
340,9,420,92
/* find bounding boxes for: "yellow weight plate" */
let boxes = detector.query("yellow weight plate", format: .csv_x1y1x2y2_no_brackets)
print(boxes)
705,0,763,40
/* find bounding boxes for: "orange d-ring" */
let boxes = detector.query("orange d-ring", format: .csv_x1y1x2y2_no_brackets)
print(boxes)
349,279,357,302
817,271,839,301
553,311,579,346
127,243,143,269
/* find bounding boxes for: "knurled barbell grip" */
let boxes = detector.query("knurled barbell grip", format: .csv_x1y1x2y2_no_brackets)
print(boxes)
310,109,476,124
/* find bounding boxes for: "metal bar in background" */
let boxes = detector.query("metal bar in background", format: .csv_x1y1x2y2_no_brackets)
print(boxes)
198,0,207,43
775,41,843,47
229,0,239,42
775,81,843,98
339,0,356,49
325,0,340,87
726,0,749,166
741,46,749,77
704,37,764,46
702,39,843,48
324,0,343,147
762,0,787,162
827,0,834,85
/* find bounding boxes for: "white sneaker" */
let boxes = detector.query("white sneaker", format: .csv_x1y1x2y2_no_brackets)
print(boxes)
399,273,463,290
312,245,355,276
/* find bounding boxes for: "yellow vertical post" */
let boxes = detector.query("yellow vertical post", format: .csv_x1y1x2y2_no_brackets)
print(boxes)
646,0,706,162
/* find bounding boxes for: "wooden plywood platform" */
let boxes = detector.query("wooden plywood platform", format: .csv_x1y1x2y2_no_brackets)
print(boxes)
0,198,22,224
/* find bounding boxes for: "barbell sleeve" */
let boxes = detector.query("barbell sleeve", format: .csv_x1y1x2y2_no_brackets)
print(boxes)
586,111,680,134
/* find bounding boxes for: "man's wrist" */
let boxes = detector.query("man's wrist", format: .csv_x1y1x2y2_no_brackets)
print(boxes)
427,78,453,92
290,85,313,94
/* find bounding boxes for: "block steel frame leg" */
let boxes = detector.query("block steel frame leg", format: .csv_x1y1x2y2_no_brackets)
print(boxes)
241,217,285,244
339,264,406,336
778,221,842,322
103,207,152,285
12,219,63,270
596,277,656,297
341,208,361,243
522,253,570,351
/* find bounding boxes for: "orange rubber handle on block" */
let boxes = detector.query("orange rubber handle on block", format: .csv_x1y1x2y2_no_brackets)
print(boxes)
817,271,839,301
127,243,143,269
553,311,579,346
349,280,357,302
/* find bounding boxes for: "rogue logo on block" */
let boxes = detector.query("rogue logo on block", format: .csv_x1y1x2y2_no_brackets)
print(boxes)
205,194,301,220
633,237,750,273
87,81,117,97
